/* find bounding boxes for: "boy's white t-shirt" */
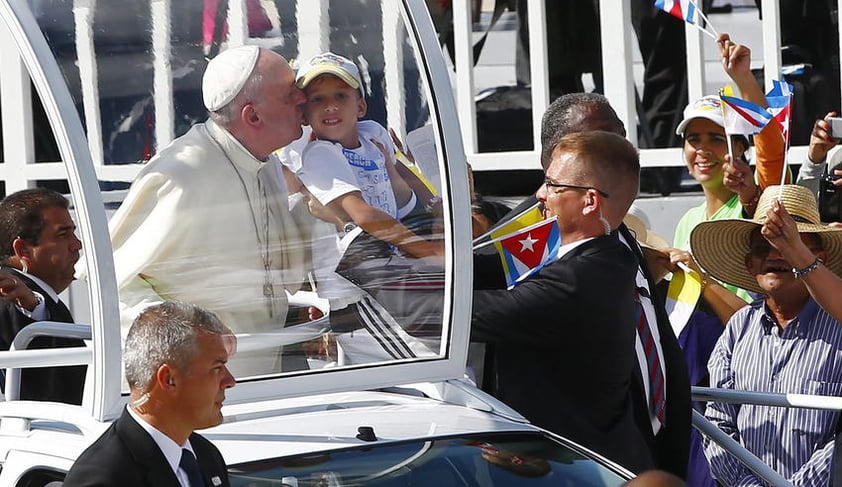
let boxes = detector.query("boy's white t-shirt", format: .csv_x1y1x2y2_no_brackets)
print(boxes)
297,120,400,219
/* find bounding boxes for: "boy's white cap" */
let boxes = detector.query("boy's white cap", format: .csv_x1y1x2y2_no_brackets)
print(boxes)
296,52,362,90
675,95,724,135
202,45,261,112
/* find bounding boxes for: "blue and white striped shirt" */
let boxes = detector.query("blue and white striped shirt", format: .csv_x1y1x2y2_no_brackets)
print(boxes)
704,297,842,487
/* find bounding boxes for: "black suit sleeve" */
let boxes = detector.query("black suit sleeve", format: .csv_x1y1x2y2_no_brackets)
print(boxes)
472,235,638,351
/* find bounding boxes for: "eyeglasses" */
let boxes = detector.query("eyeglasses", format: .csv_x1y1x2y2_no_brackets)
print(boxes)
543,179,609,198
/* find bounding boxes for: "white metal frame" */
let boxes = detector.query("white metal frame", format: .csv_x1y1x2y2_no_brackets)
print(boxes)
0,0,473,417
449,0,828,173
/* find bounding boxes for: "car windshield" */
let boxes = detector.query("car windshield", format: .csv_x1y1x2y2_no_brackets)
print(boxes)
20,0,456,390
228,433,627,486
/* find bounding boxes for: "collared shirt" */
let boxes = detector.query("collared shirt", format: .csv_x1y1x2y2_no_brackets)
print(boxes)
704,297,842,486
126,406,198,487
555,236,593,260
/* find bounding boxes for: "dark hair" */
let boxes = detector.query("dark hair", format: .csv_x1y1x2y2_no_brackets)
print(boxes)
0,188,70,263
540,92,624,169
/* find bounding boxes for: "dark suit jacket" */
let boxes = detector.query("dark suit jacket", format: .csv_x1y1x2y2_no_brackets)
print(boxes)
0,266,86,404
63,408,231,487
472,231,655,473
618,224,691,479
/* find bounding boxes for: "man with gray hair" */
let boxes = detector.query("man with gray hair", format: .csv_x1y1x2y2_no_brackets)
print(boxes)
109,46,310,375
64,302,235,487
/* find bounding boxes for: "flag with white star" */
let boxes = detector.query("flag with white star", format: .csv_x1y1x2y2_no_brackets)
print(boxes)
766,79,793,144
493,217,561,289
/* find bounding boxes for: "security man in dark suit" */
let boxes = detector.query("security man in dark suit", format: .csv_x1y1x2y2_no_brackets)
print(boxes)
472,130,653,471
64,301,235,487
473,93,691,477
0,188,85,404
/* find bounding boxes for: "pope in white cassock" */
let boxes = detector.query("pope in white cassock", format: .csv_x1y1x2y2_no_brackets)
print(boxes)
109,46,311,375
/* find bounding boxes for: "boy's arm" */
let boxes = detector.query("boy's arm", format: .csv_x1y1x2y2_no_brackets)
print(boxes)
329,192,444,259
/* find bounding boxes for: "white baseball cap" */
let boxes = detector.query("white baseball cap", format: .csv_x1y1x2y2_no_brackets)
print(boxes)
295,52,362,91
202,45,261,112
675,95,724,135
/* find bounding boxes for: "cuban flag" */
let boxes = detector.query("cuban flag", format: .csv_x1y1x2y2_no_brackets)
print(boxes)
654,0,697,24
766,80,794,142
719,93,772,135
494,217,561,289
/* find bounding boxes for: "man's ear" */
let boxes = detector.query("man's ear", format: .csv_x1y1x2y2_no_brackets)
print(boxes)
156,364,177,393
12,237,31,259
242,103,261,127
581,190,599,217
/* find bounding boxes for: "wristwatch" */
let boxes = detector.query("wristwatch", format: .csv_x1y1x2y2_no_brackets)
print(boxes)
342,222,357,234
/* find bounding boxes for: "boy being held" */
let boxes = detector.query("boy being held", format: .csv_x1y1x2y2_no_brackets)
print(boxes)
293,52,442,259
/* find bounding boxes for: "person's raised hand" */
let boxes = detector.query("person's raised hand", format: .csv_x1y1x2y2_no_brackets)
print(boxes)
807,112,839,164
760,199,804,259
717,33,752,81
723,153,758,207
0,271,39,311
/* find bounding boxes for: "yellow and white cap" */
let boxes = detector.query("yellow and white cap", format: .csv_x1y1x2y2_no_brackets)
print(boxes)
295,52,362,91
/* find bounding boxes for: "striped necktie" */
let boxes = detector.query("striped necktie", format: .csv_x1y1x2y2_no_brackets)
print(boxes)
636,290,666,424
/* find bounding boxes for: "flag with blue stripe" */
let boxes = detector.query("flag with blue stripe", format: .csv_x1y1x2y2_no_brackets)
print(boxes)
493,217,561,289
654,0,697,24
766,79,794,141
719,93,772,135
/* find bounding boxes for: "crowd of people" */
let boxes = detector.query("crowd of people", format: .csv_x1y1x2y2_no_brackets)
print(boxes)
1,13,842,487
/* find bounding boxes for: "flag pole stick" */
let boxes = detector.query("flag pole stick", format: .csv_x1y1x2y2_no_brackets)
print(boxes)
696,8,719,38
473,237,500,251
719,91,736,170
777,95,793,200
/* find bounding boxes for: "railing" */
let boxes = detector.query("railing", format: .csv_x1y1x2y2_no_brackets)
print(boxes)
451,0,842,174
2,1,840,193
0,322,92,402
691,386,842,487
0,0,411,194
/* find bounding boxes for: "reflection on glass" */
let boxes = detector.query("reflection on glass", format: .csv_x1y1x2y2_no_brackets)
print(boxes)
29,0,446,381
228,434,627,486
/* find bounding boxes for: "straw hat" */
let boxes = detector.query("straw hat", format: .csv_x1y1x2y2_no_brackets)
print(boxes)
690,185,842,294
624,207,671,282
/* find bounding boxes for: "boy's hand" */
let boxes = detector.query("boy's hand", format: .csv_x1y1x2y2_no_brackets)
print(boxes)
388,127,415,163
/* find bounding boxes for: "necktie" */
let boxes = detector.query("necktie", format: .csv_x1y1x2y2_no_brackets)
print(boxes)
180,448,205,487
636,291,666,425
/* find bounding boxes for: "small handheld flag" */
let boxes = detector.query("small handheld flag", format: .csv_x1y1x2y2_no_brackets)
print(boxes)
654,0,696,24
473,201,543,249
494,217,561,289
765,79,795,191
654,0,717,39
765,80,794,142
719,92,772,135
665,263,703,337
